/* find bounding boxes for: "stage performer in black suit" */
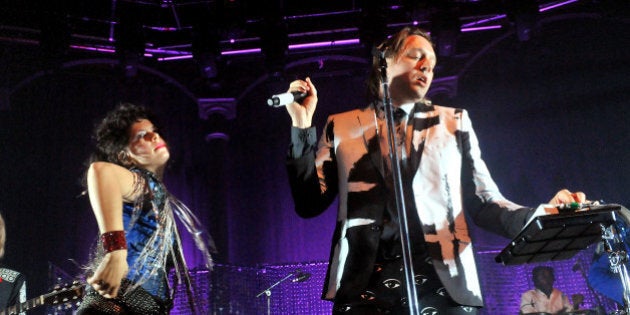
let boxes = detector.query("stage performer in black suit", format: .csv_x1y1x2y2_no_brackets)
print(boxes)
283,26,586,314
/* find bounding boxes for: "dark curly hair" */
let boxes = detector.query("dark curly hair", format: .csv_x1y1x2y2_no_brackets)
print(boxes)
88,103,161,166
80,103,165,192
366,26,433,103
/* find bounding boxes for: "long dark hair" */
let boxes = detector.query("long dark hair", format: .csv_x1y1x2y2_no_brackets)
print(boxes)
366,26,433,102
88,103,161,166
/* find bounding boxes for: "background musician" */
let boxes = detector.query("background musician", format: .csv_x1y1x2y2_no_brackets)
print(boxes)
520,266,575,315
0,212,26,314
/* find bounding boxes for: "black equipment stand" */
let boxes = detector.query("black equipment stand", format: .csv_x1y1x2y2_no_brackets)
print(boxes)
375,48,419,314
255,269,310,315
496,204,630,315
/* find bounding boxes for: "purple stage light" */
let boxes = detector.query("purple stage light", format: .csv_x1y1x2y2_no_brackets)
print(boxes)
461,25,503,32
540,0,579,12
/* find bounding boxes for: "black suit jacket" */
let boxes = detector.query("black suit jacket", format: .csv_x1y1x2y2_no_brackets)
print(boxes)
287,103,533,306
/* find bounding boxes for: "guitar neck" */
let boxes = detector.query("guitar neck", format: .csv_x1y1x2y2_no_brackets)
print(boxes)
0,283,84,315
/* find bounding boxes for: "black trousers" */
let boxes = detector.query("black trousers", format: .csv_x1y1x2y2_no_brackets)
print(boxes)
332,254,480,315
333,304,479,315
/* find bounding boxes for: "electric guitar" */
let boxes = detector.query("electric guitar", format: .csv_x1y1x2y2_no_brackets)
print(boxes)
0,281,84,315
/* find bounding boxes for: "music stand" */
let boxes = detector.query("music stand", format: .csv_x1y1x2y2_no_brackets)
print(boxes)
496,204,630,314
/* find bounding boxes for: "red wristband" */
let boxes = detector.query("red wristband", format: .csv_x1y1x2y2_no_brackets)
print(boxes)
101,230,127,253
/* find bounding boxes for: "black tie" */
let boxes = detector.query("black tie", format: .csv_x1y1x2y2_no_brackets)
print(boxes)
380,107,411,249
394,107,408,159
379,107,408,178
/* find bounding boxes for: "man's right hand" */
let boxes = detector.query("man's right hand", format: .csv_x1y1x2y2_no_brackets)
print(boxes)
286,77,318,128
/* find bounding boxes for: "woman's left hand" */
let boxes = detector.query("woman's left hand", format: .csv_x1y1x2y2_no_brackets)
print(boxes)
87,249,129,298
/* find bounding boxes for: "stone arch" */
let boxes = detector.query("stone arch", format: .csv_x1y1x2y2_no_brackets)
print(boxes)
6,58,198,109
457,12,608,78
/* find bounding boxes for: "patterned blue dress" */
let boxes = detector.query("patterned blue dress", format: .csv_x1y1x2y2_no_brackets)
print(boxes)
78,167,215,314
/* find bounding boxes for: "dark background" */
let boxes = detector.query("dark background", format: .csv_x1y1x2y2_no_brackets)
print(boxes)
0,0,628,313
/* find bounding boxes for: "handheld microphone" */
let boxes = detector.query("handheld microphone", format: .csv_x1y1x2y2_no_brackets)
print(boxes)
267,92,306,107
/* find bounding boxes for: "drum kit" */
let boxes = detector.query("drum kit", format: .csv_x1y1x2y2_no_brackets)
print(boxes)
498,203,630,315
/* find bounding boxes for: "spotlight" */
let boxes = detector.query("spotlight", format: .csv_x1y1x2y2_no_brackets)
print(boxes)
123,52,140,78
192,7,221,79
505,0,539,42
431,6,461,57
197,53,219,79
115,2,145,77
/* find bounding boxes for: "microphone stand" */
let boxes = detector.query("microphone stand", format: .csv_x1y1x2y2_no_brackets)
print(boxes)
255,270,299,315
377,49,420,315
574,258,606,314
602,223,630,315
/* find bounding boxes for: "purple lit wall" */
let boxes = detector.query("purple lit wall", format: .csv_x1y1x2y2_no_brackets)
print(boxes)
0,9,628,315
164,249,619,314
